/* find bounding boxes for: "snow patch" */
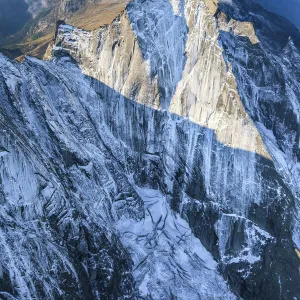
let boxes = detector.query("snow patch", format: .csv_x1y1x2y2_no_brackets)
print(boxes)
117,184,235,299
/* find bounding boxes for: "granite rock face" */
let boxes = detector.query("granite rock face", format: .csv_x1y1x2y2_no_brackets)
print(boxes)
1,0,300,299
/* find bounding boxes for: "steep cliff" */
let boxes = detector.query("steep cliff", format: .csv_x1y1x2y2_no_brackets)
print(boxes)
1,0,300,299
0,53,237,299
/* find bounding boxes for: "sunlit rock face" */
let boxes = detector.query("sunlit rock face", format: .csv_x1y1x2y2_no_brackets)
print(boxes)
1,0,300,299
53,0,269,157
169,0,269,159
53,0,188,109
218,0,300,247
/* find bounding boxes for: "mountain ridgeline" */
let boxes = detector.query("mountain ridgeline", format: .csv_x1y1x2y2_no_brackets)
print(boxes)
0,0,300,299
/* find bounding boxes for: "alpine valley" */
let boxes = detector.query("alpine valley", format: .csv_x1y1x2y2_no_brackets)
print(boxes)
0,0,300,299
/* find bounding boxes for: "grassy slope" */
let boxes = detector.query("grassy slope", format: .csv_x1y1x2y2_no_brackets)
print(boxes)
67,0,130,30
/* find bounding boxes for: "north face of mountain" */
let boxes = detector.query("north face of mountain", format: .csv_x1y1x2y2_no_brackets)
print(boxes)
0,0,300,299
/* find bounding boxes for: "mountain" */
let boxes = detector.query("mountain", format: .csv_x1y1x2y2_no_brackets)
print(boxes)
0,0,300,299
0,0,129,60
0,0,31,40
255,0,300,27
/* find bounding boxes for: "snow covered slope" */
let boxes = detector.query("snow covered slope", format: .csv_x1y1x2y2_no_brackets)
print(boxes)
0,54,139,299
1,0,300,299
0,54,237,299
